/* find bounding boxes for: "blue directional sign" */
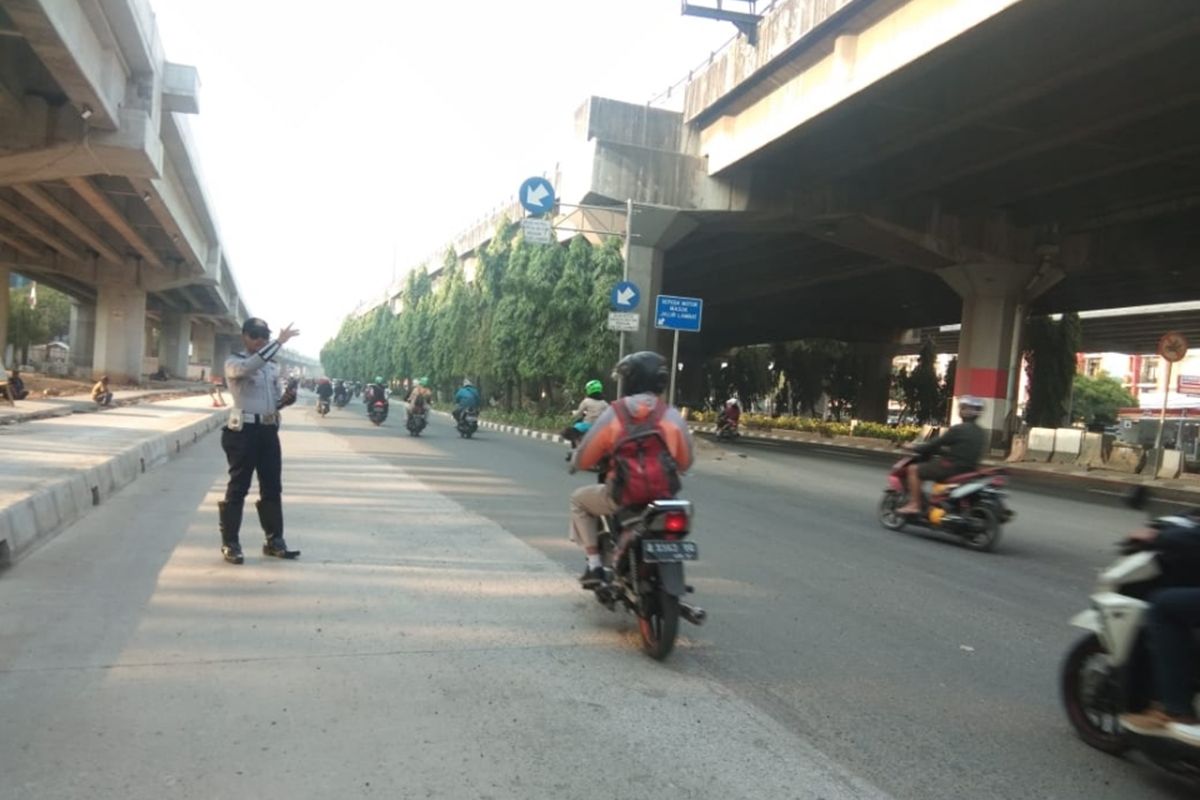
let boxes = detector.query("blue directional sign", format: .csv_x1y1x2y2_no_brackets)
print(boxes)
518,176,556,215
654,294,703,332
611,280,641,311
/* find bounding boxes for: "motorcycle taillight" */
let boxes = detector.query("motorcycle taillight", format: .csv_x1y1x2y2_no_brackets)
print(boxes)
663,511,689,533
991,475,1007,487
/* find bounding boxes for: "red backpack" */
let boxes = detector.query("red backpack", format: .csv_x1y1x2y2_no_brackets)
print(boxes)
609,399,681,507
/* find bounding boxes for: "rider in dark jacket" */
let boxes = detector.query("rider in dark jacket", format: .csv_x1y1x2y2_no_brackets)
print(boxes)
1119,515,1200,747
896,396,986,515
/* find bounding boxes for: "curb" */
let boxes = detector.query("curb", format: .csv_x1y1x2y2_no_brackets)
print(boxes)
0,405,228,569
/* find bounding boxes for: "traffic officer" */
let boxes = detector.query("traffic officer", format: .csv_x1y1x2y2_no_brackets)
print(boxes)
217,317,302,564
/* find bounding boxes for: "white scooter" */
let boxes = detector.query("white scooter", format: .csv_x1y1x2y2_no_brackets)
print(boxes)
1060,493,1200,781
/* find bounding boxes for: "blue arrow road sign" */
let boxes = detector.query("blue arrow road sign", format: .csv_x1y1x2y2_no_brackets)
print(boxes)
518,177,556,215
654,294,703,332
611,280,640,311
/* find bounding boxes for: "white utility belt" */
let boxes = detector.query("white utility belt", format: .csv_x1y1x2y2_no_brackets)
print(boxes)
226,410,279,430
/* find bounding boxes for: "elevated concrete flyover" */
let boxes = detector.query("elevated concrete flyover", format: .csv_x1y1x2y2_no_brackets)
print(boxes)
0,0,250,382
558,0,1200,441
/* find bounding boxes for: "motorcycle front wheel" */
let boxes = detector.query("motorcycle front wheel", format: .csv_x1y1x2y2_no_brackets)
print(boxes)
1061,633,1128,755
639,590,680,661
879,490,907,531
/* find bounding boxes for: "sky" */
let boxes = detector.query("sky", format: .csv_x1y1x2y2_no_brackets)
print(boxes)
149,0,736,359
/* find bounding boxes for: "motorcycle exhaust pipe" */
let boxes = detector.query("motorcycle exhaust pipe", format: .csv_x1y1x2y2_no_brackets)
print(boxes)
679,601,706,626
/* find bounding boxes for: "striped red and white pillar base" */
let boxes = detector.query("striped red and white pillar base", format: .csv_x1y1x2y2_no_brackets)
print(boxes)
939,262,1063,448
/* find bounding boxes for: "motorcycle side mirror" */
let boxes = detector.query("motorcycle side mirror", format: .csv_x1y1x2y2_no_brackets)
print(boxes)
1125,485,1151,511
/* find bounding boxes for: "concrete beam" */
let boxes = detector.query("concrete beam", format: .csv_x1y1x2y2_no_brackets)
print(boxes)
0,195,85,261
11,183,123,263
128,154,211,271
0,107,162,185
5,0,127,130
66,176,163,268
161,61,198,114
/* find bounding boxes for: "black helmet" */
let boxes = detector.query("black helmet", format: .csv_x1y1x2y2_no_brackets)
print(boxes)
614,351,669,397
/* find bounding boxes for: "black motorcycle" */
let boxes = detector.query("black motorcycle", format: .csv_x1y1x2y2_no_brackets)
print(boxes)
456,408,479,438
406,409,427,437
333,392,349,409
582,463,706,660
316,397,331,417
367,398,388,426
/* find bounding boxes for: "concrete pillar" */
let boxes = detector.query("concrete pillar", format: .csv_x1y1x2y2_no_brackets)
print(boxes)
158,312,191,379
192,322,216,368
852,340,897,423
0,267,9,366
625,243,672,355
92,281,147,384
939,263,1059,448
211,333,237,379
68,301,96,374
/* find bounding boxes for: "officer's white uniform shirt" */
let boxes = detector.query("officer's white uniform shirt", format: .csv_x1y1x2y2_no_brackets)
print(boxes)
225,340,283,415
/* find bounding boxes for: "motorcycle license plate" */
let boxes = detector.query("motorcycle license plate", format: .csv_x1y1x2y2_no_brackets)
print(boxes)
642,540,698,563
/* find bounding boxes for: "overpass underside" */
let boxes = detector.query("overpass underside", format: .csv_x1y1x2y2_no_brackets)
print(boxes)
629,0,1200,435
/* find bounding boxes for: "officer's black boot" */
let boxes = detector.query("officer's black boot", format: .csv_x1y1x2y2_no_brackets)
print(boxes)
218,500,244,564
257,499,300,559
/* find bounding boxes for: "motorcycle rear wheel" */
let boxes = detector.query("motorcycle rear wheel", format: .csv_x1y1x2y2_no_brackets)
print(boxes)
1061,632,1128,755
639,591,680,661
879,490,907,531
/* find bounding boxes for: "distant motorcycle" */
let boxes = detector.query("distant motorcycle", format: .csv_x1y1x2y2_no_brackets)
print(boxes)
333,392,349,409
878,450,1012,551
1061,497,1200,781
406,409,427,436
367,398,388,426
316,398,331,417
456,408,479,438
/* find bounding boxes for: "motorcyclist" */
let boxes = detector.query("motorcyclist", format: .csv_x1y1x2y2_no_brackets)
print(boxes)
1118,517,1200,747
333,379,349,405
453,378,481,423
407,376,432,420
716,397,741,435
561,379,608,459
569,352,694,587
363,376,388,409
315,377,333,408
895,396,986,515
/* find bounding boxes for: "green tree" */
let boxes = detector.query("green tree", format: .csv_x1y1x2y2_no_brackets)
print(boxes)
901,340,941,423
1024,313,1081,427
1071,372,1135,427
8,283,71,365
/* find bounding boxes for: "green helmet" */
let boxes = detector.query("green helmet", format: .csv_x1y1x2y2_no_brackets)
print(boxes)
374,376,384,384
585,379,603,396
419,376,430,387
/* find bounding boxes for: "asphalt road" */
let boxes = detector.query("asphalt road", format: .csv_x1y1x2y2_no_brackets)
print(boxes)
325,407,1196,800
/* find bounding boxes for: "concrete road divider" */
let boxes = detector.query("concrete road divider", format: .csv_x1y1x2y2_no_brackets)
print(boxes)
0,397,227,569
1075,432,1107,469
1051,428,1083,463
1024,428,1056,462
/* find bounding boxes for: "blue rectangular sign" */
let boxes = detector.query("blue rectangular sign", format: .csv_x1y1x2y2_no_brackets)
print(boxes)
654,294,703,332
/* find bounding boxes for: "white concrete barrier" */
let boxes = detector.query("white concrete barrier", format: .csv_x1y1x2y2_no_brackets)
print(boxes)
1024,427,1056,462
1076,432,1106,469
1051,428,1083,463
1156,449,1184,480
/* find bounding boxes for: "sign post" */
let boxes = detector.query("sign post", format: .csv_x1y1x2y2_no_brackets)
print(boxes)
1155,331,1189,476
654,294,704,406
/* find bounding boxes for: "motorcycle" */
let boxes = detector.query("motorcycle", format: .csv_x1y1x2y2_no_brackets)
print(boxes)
878,450,1012,551
333,392,349,409
316,397,331,417
367,399,388,426
1061,489,1200,781
716,416,740,441
584,465,706,660
406,409,427,436
456,407,479,438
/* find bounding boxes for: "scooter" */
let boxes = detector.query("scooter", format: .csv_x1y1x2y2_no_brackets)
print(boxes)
456,408,479,438
316,397,331,417
878,450,1012,551
406,409,427,436
367,399,388,426
1061,492,1200,781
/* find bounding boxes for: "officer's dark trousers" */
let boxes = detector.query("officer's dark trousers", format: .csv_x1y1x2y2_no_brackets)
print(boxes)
222,424,282,503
